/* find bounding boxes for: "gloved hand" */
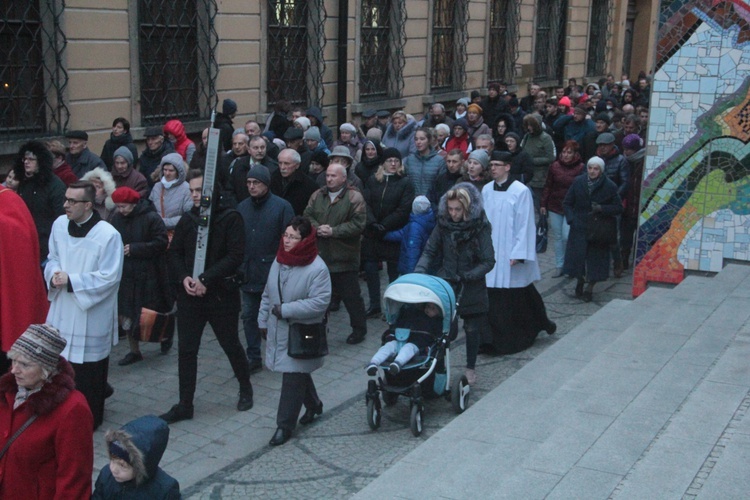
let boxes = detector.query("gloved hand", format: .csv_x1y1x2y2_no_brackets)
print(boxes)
591,202,602,213
271,304,282,319
373,223,386,238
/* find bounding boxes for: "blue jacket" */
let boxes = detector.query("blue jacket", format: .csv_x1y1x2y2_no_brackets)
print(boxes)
553,115,596,144
384,209,437,274
237,192,294,292
93,415,180,499
403,148,447,197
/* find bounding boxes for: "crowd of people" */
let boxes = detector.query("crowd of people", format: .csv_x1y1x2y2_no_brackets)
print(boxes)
0,71,650,496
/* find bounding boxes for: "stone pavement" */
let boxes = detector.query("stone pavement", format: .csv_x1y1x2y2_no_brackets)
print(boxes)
94,245,636,496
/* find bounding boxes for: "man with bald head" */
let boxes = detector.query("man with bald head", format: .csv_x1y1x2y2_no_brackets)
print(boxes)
269,148,319,215
304,163,368,344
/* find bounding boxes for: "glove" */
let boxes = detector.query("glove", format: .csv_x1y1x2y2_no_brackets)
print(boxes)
271,304,282,319
373,223,386,238
591,202,602,213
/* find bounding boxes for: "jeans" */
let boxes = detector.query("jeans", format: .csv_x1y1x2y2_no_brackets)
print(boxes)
548,211,570,269
241,291,263,362
363,260,399,309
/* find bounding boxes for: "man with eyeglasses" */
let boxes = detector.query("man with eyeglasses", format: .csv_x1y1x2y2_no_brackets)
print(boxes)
45,180,124,429
237,165,293,373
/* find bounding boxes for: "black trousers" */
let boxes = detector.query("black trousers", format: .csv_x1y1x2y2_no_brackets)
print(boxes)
176,298,251,405
70,357,109,430
330,271,367,336
277,372,320,431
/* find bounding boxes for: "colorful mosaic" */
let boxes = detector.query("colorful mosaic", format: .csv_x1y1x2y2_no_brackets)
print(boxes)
633,0,750,296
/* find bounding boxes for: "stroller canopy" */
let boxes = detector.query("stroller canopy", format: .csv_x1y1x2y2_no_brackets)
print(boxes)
382,274,456,333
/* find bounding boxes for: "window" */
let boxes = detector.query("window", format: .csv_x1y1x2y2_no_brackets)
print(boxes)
431,0,467,92
587,0,611,76
488,0,519,84
0,0,67,137
360,0,406,100
138,0,218,126
534,0,567,83
267,0,326,108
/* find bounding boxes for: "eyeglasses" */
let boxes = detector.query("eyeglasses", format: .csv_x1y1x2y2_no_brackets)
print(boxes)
282,233,301,241
23,154,37,162
64,198,89,205
246,180,264,186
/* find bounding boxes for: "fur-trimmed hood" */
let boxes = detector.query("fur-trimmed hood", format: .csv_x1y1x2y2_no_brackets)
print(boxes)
82,167,117,210
437,181,485,222
14,140,55,186
0,357,75,416
105,415,170,486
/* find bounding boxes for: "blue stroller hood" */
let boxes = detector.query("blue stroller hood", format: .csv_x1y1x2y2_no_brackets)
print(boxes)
382,274,456,333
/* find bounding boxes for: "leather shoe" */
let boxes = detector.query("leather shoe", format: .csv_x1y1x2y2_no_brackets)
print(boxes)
575,280,584,297
159,403,194,424
118,352,143,366
269,427,292,446
237,386,254,411
365,306,382,318
546,321,557,335
247,358,263,375
346,332,366,344
299,402,323,425
160,337,173,355
582,291,593,303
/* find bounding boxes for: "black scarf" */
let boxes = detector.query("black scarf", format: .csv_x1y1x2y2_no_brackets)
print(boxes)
68,210,101,238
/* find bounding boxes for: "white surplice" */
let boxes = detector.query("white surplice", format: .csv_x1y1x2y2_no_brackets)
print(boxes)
45,215,124,363
482,180,541,289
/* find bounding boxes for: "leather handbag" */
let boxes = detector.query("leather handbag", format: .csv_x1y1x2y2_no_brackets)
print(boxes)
536,213,548,254
586,212,617,246
277,273,328,359
138,307,176,343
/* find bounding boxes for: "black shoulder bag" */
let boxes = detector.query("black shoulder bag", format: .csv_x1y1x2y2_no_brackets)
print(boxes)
278,272,329,359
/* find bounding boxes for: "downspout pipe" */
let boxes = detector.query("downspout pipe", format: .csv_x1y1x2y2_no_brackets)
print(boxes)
337,0,348,128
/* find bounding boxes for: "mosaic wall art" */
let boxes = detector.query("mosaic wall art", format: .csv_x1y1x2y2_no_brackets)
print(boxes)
633,0,750,296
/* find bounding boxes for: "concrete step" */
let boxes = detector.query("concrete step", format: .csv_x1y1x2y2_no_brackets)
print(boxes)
354,264,750,499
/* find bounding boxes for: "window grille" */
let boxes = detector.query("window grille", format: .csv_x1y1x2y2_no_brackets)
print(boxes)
534,0,567,83
0,0,68,138
488,0,520,84
431,0,467,92
587,0,612,76
138,0,218,126
267,0,326,109
360,0,406,100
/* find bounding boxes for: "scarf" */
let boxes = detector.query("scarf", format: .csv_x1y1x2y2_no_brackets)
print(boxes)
587,174,604,194
276,231,318,267
68,210,101,238
14,385,43,410
161,177,178,189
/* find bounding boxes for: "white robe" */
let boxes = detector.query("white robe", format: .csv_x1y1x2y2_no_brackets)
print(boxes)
482,180,541,288
45,215,124,363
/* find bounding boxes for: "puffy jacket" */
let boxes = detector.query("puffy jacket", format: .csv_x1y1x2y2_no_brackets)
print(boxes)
403,148,446,196
362,170,415,262
382,119,418,159
541,153,585,215
100,132,138,171
149,152,193,229
163,120,196,164
384,208,436,274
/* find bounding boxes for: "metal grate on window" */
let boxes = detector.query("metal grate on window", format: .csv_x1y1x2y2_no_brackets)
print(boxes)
359,0,407,100
587,0,612,77
431,0,467,92
138,0,218,126
534,0,567,83
488,0,519,85
267,0,326,109
0,0,68,138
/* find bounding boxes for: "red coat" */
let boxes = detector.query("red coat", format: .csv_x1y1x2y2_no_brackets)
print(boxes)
0,189,49,351
0,358,93,499
445,135,471,159
541,154,585,215
53,162,78,186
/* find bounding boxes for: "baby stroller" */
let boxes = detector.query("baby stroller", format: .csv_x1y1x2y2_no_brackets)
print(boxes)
365,273,471,437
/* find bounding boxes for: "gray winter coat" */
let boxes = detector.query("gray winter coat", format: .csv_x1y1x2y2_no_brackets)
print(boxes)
403,148,447,197
259,255,331,373
148,153,192,230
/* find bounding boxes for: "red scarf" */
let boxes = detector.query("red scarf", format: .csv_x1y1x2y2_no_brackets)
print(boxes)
276,231,318,266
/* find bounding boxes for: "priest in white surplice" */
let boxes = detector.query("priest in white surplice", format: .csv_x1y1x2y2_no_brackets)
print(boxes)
45,180,124,429
480,151,556,355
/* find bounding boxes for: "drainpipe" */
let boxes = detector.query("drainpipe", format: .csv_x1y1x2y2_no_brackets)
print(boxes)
337,0,348,127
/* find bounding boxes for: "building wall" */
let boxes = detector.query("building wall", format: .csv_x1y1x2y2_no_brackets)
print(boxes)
1,0,639,167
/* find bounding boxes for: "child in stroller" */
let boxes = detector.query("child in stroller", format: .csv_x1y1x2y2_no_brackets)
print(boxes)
365,302,442,376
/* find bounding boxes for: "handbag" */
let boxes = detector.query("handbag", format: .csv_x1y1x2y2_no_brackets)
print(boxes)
278,273,328,359
138,307,176,343
586,211,618,246
536,213,548,254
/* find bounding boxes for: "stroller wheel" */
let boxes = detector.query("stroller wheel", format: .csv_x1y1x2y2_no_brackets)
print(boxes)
366,398,381,430
382,390,398,407
410,405,423,437
451,374,471,414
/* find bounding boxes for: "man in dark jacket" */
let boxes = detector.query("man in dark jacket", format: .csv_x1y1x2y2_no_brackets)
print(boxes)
222,135,279,207
139,127,175,188
306,106,334,148
581,113,612,162
215,98,237,153
237,165,294,373
270,149,319,216
596,132,629,278
65,130,106,179
14,140,66,263
481,82,509,128
160,170,253,424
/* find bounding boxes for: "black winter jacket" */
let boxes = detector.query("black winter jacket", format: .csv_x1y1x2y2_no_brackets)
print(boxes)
362,172,415,262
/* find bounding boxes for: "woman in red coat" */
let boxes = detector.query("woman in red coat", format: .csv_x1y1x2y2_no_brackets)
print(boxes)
0,324,93,499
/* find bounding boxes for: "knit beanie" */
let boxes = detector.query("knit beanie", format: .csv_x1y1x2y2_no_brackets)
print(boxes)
504,132,521,144
113,146,133,166
366,127,383,142
468,149,490,170
222,99,238,115
588,156,605,170
111,187,141,204
622,134,644,151
247,164,271,186
339,123,357,134
467,103,483,115
304,126,321,142
8,324,67,373
382,147,402,162
412,195,431,215
454,118,469,131
294,117,311,131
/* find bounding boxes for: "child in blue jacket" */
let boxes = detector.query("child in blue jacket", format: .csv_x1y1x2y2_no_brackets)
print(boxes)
384,195,436,275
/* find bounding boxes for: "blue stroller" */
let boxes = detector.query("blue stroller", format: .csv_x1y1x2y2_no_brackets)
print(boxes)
365,274,471,437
